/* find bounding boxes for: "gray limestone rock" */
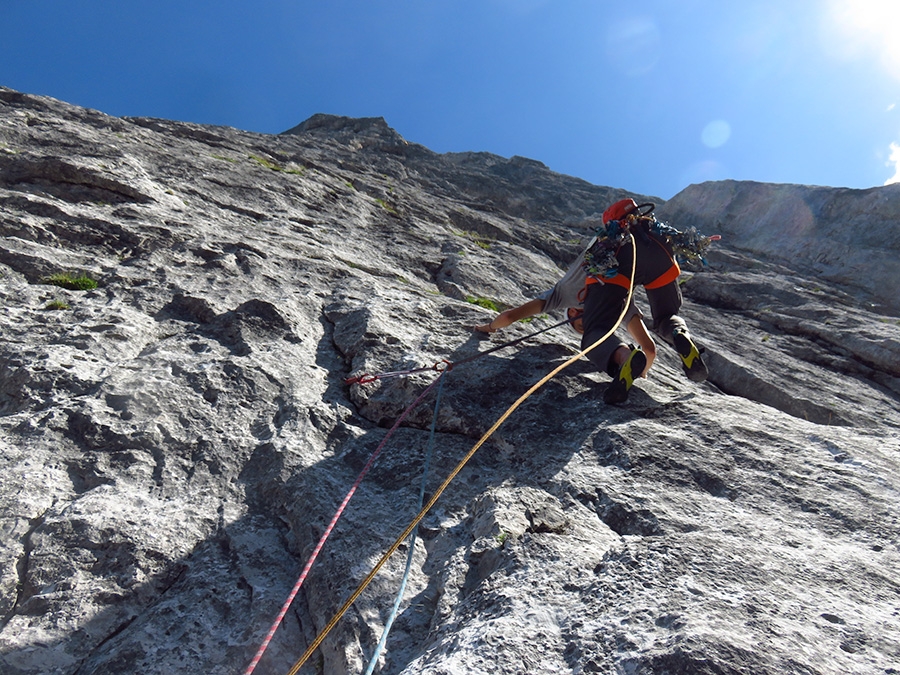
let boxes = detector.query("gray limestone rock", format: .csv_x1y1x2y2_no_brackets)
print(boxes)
1,87,898,675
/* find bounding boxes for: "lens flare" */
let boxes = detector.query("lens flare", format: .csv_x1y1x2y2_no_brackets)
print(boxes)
701,120,731,149
604,17,662,77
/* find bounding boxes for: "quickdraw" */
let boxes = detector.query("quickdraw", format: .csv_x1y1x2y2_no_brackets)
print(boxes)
672,230,722,265
344,360,451,385
582,235,623,278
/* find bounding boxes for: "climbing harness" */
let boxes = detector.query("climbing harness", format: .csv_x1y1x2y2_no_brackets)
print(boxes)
282,236,638,675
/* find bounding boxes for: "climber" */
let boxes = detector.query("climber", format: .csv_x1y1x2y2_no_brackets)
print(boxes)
581,198,709,403
473,235,658,379
475,197,711,404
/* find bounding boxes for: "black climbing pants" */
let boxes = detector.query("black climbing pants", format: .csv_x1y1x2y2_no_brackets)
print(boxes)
580,228,689,376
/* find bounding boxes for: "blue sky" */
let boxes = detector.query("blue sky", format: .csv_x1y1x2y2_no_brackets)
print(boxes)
2,0,899,199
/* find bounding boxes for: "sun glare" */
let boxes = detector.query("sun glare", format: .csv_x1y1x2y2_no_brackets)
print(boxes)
825,0,900,81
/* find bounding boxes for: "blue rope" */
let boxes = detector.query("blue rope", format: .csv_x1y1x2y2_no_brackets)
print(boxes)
363,371,446,675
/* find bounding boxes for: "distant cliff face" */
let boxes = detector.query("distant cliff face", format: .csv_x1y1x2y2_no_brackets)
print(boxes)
1,87,898,675
660,179,900,315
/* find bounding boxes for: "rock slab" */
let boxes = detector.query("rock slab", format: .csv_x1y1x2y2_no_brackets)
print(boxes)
1,88,899,675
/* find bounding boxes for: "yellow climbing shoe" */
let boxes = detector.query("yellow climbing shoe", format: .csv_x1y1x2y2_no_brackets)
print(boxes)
603,348,647,404
673,330,708,382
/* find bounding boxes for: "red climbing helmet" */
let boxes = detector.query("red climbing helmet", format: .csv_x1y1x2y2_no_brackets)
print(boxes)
603,198,639,224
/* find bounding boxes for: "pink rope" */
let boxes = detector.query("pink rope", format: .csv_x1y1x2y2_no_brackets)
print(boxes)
243,376,443,674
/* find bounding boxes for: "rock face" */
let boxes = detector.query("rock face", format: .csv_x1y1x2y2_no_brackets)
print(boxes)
661,179,900,315
1,87,898,675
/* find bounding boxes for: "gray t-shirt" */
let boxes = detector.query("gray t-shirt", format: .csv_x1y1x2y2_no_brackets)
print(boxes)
540,238,642,324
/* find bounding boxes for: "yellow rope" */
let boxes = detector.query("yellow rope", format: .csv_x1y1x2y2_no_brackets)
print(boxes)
285,237,637,675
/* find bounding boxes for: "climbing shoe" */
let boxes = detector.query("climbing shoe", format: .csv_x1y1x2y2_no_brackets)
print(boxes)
672,330,708,382
603,348,647,404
